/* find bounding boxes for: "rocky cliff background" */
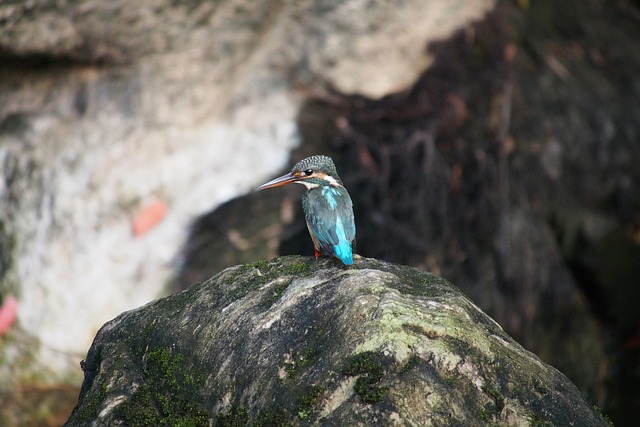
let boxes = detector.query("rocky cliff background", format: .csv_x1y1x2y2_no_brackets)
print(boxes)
0,0,638,425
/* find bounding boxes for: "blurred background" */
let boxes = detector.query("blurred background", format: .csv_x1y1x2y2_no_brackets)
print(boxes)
1,0,639,425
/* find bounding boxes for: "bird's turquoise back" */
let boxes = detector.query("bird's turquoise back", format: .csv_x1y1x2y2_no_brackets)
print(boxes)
302,185,356,265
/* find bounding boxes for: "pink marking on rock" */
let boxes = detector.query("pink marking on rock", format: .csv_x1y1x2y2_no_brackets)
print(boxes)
0,295,17,337
132,199,168,237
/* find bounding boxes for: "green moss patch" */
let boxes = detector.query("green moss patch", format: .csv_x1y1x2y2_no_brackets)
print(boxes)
342,351,394,403
115,347,209,426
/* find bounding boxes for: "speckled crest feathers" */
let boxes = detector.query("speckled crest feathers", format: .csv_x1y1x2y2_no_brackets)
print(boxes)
292,155,342,183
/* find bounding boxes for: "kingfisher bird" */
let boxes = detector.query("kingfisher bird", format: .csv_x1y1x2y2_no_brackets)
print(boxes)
257,155,356,265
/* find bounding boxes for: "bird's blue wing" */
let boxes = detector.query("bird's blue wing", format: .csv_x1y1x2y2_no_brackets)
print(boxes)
304,186,356,264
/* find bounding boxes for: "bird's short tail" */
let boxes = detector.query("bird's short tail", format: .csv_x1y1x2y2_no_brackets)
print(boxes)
334,243,353,265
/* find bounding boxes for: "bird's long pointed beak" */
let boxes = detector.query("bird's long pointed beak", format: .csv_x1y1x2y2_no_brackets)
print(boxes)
257,172,298,190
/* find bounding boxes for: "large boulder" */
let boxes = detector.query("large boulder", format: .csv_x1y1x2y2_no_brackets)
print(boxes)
65,256,608,426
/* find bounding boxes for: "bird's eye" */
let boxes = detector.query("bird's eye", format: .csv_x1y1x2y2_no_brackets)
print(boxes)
304,169,313,176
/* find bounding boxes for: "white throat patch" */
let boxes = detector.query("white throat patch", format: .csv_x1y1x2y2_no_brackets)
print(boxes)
295,181,320,190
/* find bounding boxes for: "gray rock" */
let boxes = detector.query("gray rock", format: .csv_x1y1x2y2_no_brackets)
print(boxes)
65,256,607,426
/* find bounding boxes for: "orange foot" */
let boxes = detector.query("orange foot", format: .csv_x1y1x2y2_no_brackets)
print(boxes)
314,248,321,259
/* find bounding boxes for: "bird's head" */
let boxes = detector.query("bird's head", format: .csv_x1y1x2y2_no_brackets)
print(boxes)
257,155,343,190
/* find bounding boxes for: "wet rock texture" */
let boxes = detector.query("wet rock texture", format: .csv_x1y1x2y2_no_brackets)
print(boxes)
65,257,607,426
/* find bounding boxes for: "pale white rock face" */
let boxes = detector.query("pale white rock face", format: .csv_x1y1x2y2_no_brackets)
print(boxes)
0,0,496,382
5,99,299,379
303,0,497,98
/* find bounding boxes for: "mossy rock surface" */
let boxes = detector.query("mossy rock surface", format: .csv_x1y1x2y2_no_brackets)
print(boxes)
64,256,607,426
